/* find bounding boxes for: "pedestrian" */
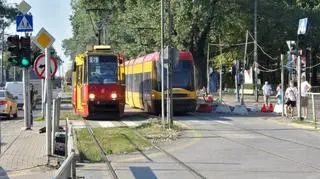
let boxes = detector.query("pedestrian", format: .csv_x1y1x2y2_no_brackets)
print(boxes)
301,75,311,120
275,84,282,105
285,80,297,118
262,81,272,105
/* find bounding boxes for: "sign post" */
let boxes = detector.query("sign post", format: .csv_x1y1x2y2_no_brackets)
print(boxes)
16,0,33,130
34,27,55,156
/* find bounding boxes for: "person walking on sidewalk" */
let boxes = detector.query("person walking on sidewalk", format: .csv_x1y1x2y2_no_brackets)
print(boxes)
301,75,311,120
275,84,282,105
285,80,297,118
262,81,272,105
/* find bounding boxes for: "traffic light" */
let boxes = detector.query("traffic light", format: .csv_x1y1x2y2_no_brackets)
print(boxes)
297,34,306,57
7,35,20,66
20,36,32,68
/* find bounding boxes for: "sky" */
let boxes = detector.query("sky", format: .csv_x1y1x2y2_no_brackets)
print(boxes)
6,0,73,76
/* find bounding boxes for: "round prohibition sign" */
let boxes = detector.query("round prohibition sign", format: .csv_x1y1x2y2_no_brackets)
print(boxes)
34,54,58,79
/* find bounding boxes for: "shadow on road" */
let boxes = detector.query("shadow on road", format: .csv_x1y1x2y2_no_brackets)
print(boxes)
129,166,157,179
0,167,9,179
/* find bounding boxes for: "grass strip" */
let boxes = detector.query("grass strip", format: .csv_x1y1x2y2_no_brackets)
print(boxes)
76,122,184,162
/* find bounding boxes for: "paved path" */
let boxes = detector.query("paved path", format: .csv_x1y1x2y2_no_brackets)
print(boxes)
0,120,54,178
76,113,320,179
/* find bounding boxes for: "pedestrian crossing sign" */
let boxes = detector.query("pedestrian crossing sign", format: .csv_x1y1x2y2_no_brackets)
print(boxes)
16,15,33,32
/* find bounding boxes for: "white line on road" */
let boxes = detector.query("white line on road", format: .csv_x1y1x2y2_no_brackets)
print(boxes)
121,121,138,127
215,120,233,125
98,121,115,128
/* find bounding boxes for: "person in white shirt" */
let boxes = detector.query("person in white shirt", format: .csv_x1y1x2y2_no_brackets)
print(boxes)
262,81,272,105
300,75,311,120
285,80,297,117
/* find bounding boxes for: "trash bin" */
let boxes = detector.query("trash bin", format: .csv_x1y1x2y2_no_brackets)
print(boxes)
54,132,66,156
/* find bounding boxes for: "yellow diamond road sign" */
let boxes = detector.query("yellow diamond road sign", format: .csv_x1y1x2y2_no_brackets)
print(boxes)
34,28,55,50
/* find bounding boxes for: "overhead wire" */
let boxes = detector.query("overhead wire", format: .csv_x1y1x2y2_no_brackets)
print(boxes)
247,31,279,61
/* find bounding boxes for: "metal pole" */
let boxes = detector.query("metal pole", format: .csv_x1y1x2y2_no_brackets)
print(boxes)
241,31,248,105
161,0,165,127
281,54,284,117
42,79,45,118
207,43,210,95
167,0,173,129
52,99,56,155
297,55,301,119
219,38,223,100
254,0,258,102
235,60,240,103
27,68,32,128
23,68,30,129
312,94,316,129
1,21,4,86
45,48,52,156
13,67,16,81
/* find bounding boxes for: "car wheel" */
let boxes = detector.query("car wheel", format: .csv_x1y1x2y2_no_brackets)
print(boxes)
13,110,18,118
7,110,11,120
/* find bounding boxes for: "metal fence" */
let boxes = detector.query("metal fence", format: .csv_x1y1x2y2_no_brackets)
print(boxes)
53,119,76,179
306,92,320,129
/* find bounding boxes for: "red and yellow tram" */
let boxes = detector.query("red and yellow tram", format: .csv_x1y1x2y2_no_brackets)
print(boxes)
125,51,197,115
72,45,125,119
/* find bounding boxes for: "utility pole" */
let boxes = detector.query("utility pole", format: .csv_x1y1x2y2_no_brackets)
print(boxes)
219,38,223,100
297,54,301,119
235,60,240,103
281,54,284,117
241,30,249,105
160,0,165,127
254,0,258,102
167,0,173,129
1,20,5,86
206,43,210,95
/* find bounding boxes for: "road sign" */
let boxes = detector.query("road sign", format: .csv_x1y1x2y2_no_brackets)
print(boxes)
297,18,308,35
17,0,31,14
34,54,58,79
16,15,33,32
34,28,55,50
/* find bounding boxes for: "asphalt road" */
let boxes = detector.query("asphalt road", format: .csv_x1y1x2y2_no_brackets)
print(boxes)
77,113,320,179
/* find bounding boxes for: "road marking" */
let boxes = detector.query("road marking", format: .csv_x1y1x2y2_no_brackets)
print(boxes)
98,121,115,128
215,120,233,125
122,121,138,127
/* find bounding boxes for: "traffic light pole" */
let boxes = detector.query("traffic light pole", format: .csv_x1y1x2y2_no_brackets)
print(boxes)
22,33,31,130
297,55,301,119
23,68,31,129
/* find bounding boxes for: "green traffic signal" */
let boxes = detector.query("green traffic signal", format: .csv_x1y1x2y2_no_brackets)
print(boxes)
21,57,30,67
9,57,19,66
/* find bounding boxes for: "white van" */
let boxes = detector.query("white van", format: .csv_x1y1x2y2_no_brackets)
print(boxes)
5,82,24,109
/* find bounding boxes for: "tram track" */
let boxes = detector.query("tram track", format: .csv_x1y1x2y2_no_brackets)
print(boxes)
83,119,119,179
189,114,320,171
118,117,207,179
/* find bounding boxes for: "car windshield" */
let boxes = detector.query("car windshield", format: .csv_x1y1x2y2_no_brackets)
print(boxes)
88,55,118,84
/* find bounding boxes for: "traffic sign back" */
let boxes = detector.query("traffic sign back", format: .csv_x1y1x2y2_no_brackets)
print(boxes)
16,15,33,32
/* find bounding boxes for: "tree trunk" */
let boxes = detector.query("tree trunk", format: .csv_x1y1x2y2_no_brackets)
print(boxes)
192,50,206,90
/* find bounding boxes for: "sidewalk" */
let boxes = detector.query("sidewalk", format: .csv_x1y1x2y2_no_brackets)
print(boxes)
0,121,55,178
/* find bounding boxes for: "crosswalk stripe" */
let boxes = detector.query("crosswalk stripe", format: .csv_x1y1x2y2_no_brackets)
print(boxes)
98,121,115,128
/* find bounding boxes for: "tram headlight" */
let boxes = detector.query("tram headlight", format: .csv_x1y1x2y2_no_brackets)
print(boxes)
111,92,117,100
89,93,95,100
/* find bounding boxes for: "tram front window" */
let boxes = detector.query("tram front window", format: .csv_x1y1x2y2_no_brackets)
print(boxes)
88,56,118,84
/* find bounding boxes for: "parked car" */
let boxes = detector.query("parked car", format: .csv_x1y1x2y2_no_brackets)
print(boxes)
5,82,24,109
0,90,18,119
